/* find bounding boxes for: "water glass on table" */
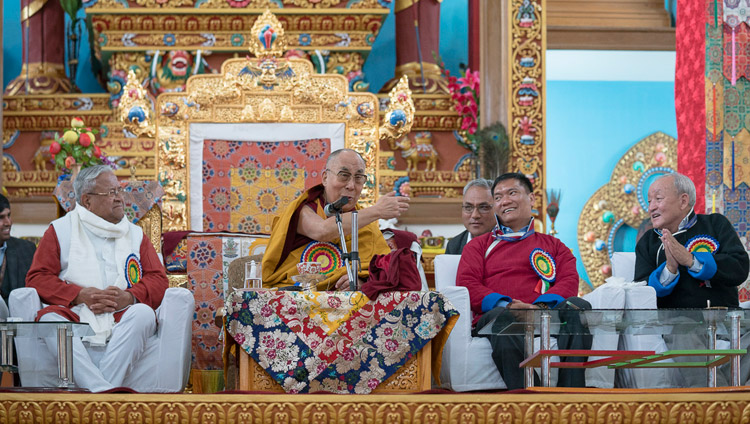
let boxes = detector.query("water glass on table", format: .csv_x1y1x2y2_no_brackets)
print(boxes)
245,260,263,289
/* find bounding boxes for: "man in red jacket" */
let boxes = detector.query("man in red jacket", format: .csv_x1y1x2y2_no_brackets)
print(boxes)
26,165,168,392
457,172,591,390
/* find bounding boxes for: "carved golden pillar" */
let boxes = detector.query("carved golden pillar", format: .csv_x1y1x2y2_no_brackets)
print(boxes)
4,0,73,95
479,0,546,228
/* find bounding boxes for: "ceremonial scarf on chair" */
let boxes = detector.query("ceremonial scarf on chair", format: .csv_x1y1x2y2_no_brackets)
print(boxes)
262,184,390,290
55,204,139,345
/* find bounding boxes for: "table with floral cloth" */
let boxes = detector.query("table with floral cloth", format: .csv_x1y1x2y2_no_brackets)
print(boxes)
225,289,458,394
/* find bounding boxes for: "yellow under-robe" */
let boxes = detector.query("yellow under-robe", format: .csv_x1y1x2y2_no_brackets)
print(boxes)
262,184,390,290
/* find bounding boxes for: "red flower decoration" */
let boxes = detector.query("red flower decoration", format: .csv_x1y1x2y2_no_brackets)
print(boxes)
436,55,482,154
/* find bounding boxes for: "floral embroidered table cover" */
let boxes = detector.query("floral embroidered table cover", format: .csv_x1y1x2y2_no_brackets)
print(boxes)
226,290,458,394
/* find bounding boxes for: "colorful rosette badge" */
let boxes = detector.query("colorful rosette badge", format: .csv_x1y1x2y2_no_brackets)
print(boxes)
301,241,343,276
685,235,720,254
529,248,556,294
124,254,142,288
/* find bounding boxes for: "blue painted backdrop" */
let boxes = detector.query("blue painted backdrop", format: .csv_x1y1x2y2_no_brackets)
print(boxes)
546,79,677,284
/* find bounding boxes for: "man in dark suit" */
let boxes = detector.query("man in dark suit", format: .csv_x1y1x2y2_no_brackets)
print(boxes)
0,194,36,305
445,179,495,254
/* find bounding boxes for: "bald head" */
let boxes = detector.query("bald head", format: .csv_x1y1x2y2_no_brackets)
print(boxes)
325,148,365,170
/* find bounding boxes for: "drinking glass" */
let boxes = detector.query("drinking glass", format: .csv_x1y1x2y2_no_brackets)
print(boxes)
245,261,263,289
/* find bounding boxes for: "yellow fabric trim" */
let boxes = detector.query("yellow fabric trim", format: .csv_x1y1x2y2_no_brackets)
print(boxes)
191,369,224,394
262,185,390,290
301,291,369,335
429,311,458,387
21,0,48,22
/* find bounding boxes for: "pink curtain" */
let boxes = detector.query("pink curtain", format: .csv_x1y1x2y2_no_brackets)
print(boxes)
675,0,706,212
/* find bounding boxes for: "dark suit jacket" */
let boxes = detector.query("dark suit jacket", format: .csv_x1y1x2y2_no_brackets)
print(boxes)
1,237,37,305
445,230,470,255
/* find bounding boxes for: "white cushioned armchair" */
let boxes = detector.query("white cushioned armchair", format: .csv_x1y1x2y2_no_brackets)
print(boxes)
9,286,194,392
434,254,625,391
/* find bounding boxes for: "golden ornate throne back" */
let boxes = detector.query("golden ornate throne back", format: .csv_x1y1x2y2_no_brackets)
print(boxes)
147,11,413,232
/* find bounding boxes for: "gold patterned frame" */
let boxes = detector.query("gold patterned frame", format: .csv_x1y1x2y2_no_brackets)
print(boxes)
577,132,677,290
154,14,412,232
155,58,377,232
3,391,749,422
509,0,547,227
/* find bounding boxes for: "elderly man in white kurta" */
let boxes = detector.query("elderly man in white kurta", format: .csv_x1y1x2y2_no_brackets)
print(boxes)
25,165,168,392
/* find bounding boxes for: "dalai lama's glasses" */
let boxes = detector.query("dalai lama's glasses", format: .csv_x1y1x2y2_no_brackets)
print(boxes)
88,187,124,198
326,169,368,185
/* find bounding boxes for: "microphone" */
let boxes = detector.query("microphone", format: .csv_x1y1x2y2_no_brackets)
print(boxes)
324,196,351,217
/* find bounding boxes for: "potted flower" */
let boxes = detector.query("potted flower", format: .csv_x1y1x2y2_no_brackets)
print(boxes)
50,117,111,177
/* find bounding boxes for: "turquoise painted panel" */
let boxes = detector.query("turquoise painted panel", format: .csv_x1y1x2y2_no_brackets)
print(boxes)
546,80,677,284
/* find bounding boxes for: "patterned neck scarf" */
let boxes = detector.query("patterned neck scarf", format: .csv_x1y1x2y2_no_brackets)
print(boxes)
491,216,535,242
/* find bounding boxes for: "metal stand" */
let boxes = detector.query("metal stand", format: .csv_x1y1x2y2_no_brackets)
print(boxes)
730,311,742,386
523,310,552,388
57,324,75,389
0,326,15,372
333,210,360,291
524,316,534,388
540,311,551,387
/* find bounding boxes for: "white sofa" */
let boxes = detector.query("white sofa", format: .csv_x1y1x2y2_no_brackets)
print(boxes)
9,287,194,392
434,254,625,391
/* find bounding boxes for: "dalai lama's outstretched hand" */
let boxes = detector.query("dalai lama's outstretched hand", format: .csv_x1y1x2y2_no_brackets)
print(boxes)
374,192,410,219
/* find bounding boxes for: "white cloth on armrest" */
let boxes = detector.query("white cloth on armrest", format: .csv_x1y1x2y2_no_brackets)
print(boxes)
610,252,636,282
581,283,625,388
615,284,675,388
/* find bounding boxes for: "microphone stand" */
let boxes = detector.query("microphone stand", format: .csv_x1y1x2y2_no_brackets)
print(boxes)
333,209,359,291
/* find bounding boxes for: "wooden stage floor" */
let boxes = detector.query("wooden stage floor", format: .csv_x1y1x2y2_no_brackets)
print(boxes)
1,387,749,423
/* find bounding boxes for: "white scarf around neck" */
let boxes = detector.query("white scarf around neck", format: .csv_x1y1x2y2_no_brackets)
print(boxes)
60,204,134,345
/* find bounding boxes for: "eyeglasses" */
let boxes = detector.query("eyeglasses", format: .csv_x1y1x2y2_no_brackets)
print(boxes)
87,187,124,197
462,203,493,214
326,169,368,185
